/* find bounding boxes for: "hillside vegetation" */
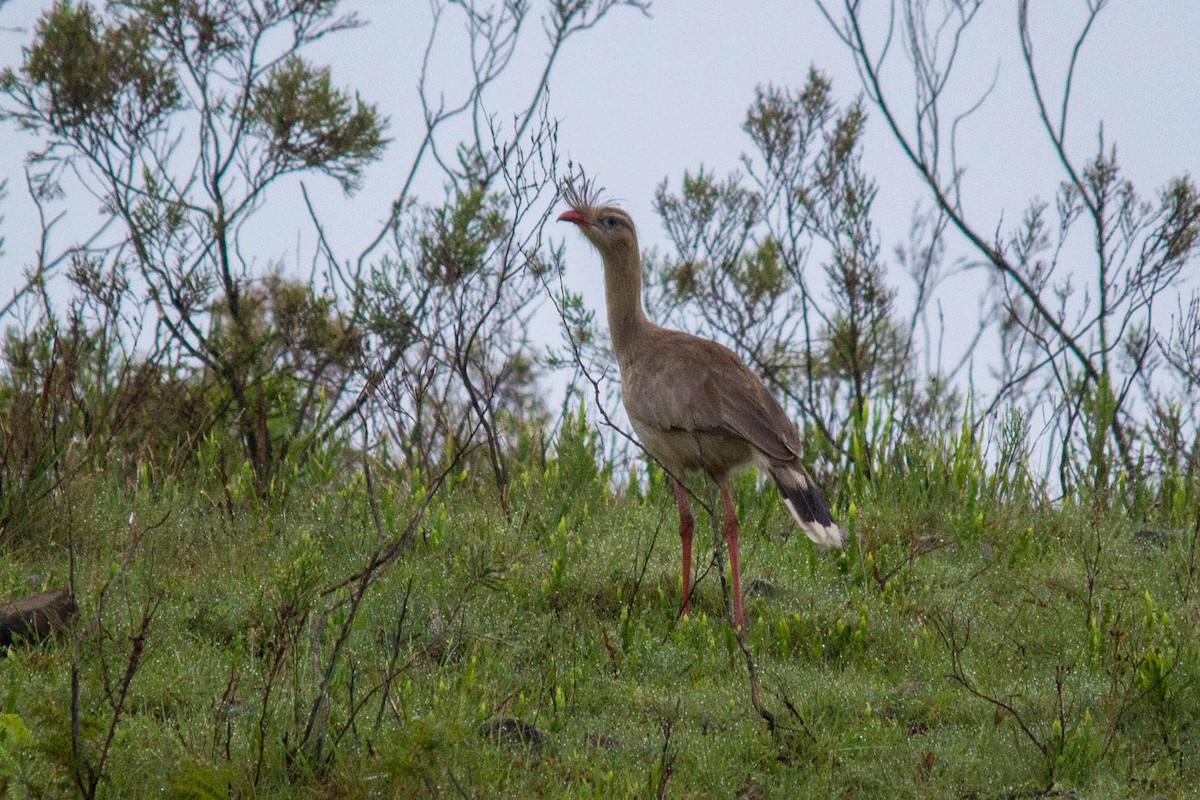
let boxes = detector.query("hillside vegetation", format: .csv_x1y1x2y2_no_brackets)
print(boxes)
1,0,1199,797
1,405,1197,798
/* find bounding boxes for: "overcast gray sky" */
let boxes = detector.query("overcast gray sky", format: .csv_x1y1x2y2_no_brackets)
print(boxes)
2,0,1197,401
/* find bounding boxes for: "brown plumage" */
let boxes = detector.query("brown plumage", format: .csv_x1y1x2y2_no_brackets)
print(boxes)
559,180,846,630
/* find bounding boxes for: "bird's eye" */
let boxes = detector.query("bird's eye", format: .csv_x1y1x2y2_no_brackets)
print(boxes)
600,216,620,230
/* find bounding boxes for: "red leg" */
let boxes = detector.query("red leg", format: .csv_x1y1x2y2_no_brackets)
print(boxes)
720,484,745,630
671,479,694,618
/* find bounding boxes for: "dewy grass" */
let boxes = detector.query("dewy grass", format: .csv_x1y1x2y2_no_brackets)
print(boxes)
1,415,1198,798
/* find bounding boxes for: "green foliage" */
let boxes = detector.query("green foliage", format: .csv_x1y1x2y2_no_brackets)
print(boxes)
2,408,1197,797
0,0,387,497
417,187,511,286
7,0,179,133
250,54,386,191
0,713,34,792
0,277,359,543
203,272,363,483
364,181,555,490
0,316,205,540
166,761,237,800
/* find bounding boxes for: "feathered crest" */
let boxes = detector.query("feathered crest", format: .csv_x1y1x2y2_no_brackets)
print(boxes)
560,168,605,213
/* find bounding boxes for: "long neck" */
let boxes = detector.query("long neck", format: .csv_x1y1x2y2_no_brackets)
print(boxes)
601,245,650,360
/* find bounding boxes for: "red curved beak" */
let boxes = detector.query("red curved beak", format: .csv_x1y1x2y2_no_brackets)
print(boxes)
558,209,589,227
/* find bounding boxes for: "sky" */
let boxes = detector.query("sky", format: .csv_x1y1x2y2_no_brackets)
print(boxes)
1,0,1197,407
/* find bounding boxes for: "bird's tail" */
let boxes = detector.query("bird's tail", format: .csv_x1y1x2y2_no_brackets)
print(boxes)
768,461,847,549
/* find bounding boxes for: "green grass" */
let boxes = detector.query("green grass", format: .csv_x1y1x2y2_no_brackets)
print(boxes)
1,421,1198,798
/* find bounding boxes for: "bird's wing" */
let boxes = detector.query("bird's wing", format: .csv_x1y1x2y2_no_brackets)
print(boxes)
622,331,801,464
705,362,801,463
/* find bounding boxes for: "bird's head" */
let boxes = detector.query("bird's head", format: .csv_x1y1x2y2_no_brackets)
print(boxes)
558,178,637,260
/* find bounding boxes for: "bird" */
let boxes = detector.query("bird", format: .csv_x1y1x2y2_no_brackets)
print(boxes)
558,179,846,630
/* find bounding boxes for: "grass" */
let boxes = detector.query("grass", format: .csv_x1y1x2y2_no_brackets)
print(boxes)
1,417,1198,798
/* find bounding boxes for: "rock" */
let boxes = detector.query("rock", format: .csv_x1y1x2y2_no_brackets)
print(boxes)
744,578,779,599
478,717,544,749
0,588,77,650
